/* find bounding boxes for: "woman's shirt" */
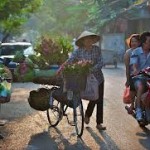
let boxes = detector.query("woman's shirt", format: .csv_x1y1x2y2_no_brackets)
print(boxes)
130,47,150,71
67,45,104,84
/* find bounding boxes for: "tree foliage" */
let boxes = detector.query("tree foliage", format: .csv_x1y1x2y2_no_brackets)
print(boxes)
89,0,144,32
24,0,97,38
0,0,43,41
1,0,141,41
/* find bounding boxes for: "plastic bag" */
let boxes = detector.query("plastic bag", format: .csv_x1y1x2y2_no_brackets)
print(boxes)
81,74,99,101
123,86,131,104
0,81,11,103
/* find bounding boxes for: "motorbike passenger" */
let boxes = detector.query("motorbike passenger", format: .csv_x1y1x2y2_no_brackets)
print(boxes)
124,34,140,113
130,31,150,122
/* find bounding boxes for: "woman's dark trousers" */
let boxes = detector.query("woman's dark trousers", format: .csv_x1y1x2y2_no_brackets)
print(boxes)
85,81,104,124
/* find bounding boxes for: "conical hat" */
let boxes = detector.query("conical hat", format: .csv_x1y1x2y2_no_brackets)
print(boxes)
126,34,140,48
75,31,101,47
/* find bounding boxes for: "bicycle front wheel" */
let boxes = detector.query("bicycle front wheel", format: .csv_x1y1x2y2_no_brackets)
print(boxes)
73,95,84,137
47,97,62,127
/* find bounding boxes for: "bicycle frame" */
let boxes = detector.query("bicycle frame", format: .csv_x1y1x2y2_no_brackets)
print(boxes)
46,86,84,137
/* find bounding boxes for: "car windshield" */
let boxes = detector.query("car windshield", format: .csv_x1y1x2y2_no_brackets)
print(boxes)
0,45,30,55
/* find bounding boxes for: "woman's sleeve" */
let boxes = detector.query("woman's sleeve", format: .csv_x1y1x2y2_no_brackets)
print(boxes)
66,49,78,63
92,47,103,71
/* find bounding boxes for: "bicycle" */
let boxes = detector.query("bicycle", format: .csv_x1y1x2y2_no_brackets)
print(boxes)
46,75,85,137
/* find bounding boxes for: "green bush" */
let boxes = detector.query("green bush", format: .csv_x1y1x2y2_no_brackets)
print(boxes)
32,35,73,69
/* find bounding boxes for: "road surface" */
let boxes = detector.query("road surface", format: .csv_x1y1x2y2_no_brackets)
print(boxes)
0,63,150,150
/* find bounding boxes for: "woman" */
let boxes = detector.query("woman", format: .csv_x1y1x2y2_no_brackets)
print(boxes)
124,34,140,113
57,31,105,130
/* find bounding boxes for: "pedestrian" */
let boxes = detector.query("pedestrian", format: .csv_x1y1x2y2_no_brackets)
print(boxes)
57,31,106,130
130,31,150,122
124,34,140,113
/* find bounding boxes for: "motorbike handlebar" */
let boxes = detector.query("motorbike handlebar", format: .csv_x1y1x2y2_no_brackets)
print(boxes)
131,70,150,78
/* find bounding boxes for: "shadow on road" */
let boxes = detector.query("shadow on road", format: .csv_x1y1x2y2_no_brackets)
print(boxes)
49,126,91,150
137,127,150,150
86,126,120,150
27,126,92,150
26,131,58,150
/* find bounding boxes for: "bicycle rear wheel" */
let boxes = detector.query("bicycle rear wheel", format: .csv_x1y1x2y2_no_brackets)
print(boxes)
73,95,84,137
47,97,62,127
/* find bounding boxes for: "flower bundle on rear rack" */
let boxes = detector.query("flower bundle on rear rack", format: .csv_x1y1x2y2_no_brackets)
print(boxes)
62,60,92,92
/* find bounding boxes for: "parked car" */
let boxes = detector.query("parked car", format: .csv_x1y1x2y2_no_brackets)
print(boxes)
0,42,35,79
101,49,118,68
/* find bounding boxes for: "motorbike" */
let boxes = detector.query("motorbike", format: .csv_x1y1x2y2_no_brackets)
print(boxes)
125,67,150,127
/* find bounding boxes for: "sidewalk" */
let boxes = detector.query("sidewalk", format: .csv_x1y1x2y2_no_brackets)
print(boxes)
102,62,125,70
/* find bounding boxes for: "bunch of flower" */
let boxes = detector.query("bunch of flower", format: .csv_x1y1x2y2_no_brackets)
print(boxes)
33,36,73,68
62,60,93,76
38,36,59,55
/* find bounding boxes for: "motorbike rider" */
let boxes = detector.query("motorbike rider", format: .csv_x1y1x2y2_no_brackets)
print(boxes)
130,31,150,122
124,34,140,113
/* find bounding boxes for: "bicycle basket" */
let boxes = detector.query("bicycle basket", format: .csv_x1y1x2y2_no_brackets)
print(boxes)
28,88,50,111
63,74,87,92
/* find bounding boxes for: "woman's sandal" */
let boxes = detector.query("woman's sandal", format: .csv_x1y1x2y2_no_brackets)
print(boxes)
126,105,134,115
96,124,106,130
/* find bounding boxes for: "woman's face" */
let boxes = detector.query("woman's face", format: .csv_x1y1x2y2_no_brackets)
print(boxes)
83,37,94,47
143,36,150,51
130,37,140,49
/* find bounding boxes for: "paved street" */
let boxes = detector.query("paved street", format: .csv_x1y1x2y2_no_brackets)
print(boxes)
0,63,150,150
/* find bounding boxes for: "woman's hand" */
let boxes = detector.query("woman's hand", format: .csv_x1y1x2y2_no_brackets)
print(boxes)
132,64,139,76
128,104,134,114
56,61,68,75
133,69,139,76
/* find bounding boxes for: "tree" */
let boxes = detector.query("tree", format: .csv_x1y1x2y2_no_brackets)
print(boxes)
89,0,144,32
23,0,97,38
0,0,43,42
